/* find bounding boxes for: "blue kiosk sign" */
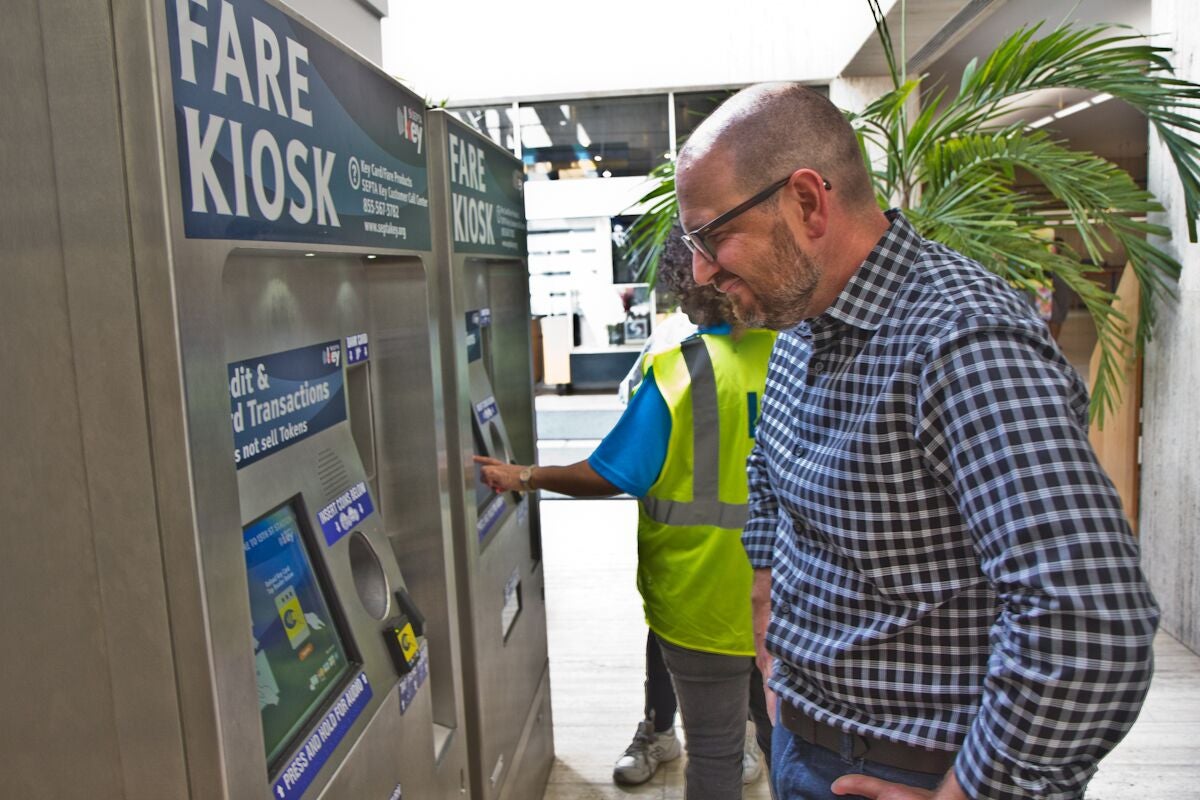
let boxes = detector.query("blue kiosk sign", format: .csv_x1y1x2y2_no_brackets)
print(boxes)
165,0,431,248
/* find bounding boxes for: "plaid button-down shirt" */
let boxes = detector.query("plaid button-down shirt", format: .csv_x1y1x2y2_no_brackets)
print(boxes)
744,211,1159,799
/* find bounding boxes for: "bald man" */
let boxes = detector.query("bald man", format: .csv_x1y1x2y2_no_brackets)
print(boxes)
675,83,1157,800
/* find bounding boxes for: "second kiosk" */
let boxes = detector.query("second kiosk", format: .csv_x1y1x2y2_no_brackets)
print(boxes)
428,110,556,800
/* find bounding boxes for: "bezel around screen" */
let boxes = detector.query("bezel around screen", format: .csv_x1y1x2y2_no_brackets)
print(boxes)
242,498,356,769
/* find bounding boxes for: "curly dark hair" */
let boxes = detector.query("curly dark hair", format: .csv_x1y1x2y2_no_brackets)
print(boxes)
658,224,734,327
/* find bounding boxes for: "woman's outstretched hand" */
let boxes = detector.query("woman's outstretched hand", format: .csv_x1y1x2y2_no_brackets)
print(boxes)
473,455,522,493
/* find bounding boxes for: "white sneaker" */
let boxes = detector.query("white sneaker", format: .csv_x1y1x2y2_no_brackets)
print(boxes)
612,719,682,786
742,722,764,784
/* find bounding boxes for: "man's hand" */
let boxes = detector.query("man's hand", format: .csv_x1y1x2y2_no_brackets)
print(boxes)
751,568,777,723
831,775,933,800
832,768,966,800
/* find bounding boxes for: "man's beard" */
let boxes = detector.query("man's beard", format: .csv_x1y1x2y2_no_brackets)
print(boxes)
729,219,820,330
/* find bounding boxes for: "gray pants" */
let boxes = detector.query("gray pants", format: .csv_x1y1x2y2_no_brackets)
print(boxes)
657,635,768,800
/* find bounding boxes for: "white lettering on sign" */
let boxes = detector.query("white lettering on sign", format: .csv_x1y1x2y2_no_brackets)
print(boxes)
453,193,496,246
280,749,309,790
317,481,371,538
176,0,313,126
270,671,372,800
213,1,252,102
183,109,338,226
175,0,347,231
448,134,500,246
448,133,487,191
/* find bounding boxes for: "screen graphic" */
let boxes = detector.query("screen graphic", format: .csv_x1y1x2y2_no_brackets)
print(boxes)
244,502,352,765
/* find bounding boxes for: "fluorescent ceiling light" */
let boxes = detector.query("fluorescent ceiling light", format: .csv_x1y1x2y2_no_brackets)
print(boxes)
484,108,503,141
1029,92,1115,129
520,107,552,149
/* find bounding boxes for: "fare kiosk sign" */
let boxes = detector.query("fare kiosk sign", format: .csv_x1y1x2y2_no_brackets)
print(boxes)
165,0,431,248
446,120,527,257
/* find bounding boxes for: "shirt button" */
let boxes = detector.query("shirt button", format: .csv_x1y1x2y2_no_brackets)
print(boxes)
777,603,792,616
809,360,825,375
778,664,792,677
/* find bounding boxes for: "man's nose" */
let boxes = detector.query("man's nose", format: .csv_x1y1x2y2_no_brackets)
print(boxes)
692,249,720,287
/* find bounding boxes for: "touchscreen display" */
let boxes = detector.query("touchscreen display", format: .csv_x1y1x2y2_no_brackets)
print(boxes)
471,415,496,514
244,502,352,766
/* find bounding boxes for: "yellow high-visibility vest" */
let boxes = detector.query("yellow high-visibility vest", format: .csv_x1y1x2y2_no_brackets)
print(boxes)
637,329,776,656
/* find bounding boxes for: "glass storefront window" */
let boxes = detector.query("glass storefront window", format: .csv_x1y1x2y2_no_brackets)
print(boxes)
519,96,669,180
450,105,519,154
673,89,738,147
453,88,826,181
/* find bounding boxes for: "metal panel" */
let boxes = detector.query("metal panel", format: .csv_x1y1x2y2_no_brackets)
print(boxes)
1,1,190,798
365,262,472,796
497,667,556,800
428,109,554,800
2,0,464,797
221,252,444,799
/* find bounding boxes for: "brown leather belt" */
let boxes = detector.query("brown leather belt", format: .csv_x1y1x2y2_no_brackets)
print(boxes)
779,702,955,775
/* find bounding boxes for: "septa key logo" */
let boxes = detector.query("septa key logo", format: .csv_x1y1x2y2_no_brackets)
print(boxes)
398,106,424,154
323,344,341,366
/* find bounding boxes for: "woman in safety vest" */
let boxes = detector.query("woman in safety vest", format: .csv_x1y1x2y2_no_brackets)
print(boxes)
476,226,777,800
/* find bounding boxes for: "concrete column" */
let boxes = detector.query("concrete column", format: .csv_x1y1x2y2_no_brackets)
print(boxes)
1142,0,1200,652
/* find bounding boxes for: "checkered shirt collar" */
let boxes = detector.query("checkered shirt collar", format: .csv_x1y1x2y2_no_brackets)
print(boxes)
817,209,922,333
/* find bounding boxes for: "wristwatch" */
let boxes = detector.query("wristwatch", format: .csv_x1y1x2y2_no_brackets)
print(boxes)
518,466,536,492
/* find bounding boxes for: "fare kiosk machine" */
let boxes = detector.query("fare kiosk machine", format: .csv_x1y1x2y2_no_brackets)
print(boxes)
3,1,468,798
428,111,556,800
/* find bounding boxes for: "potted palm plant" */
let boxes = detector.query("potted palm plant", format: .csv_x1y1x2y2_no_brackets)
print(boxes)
626,3,1200,424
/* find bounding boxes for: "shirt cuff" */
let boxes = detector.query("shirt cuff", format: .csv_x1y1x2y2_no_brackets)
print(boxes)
741,519,775,569
955,713,1095,800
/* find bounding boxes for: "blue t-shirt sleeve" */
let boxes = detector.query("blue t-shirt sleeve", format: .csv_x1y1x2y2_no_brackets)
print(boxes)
588,368,671,497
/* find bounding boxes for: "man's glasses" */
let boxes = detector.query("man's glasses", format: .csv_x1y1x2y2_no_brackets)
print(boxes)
681,171,831,263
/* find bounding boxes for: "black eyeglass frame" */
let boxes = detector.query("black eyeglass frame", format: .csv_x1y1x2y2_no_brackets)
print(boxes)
681,171,831,263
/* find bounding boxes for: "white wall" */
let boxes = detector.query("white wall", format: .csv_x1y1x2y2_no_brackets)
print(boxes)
1142,0,1200,652
381,0,895,103
282,0,387,66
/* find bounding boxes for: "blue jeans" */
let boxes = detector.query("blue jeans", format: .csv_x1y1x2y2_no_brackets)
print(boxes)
770,712,944,800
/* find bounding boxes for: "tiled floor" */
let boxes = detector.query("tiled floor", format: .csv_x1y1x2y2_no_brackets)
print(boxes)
538,500,1200,800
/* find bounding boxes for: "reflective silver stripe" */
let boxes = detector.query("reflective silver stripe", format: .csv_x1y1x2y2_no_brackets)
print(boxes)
641,494,748,529
640,339,747,529
683,339,719,502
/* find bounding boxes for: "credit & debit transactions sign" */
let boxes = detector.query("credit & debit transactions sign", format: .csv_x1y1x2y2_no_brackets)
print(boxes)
229,341,345,469
447,122,526,257
165,0,430,248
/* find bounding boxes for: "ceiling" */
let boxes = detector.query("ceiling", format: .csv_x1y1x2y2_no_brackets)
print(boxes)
847,0,1154,175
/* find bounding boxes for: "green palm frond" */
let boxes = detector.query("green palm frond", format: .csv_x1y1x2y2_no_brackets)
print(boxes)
858,11,1198,425
629,7,1199,426
623,160,677,287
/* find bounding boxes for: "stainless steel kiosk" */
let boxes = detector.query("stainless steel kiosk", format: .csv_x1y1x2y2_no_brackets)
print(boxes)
427,110,555,800
3,1,468,798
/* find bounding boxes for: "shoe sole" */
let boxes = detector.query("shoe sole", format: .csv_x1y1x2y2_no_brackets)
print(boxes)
612,770,656,787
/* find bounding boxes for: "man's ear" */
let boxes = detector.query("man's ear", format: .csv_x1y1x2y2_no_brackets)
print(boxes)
789,169,829,240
